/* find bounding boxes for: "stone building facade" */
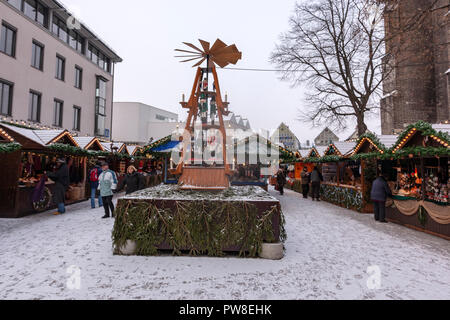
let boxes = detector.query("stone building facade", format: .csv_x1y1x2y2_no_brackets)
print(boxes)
381,0,450,134
314,127,339,146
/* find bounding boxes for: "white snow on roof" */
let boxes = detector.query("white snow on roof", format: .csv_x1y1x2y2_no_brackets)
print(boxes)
127,145,140,155
378,135,398,149
101,142,125,152
315,146,328,157
333,141,355,156
298,149,310,158
33,130,65,145
74,137,97,149
0,123,44,145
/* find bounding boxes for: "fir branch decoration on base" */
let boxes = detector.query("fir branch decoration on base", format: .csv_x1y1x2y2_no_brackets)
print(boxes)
112,185,286,257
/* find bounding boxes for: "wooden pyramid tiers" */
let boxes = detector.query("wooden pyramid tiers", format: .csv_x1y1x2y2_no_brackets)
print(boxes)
173,39,242,191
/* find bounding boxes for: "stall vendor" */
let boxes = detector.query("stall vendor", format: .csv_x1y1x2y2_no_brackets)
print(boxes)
46,158,70,216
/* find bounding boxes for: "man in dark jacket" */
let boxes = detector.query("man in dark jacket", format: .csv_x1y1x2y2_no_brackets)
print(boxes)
300,167,310,199
370,174,393,223
276,169,286,195
117,166,145,195
310,166,323,201
47,158,70,215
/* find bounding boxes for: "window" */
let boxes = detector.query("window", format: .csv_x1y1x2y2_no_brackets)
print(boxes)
156,114,168,121
75,66,83,89
28,90,41,122
55,55,65,80
88,43,111,72
53,99,63,127
6,0,22,10
95,77,107,136
69,30,85,53
73,106,81,131
0,23,17,57
0,79,13,116
22,0,48,27
31,41,44,70
52,15,67,42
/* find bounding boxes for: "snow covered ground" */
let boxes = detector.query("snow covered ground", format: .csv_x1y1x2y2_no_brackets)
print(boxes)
0,187,449,300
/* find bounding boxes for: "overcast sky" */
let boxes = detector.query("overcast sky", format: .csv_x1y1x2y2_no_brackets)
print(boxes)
60,0,381,144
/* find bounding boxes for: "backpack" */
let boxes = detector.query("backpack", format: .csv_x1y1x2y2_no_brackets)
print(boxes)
90,168,99,182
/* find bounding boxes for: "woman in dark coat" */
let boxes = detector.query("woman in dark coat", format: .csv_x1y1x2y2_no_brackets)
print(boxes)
276,169,286,195
370,173,393,223
47,158,70,215
117,166,144,195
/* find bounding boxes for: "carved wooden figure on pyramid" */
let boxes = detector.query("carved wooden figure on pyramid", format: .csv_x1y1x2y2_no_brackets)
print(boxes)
173,39,242,190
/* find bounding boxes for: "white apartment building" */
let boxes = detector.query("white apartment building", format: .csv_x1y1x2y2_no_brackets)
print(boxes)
0,0,122,138
112,102,179,145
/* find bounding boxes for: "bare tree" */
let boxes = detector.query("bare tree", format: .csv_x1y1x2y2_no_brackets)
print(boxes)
271,0,437,136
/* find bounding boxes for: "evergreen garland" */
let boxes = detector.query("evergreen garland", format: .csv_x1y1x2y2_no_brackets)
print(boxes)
0,142,22,154
355,132,388,153
113,199,286,257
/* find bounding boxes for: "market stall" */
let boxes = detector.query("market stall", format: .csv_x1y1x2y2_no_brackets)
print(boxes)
340,134,397,213
0,123,89,218
382,122,450,239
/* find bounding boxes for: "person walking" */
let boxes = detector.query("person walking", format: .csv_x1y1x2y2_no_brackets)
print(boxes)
89,162,103,209
300,167,310,199
47,158,70,215
98,162,117,219
276,169,286,196
117,166,145,195
370,173,393,223
310,166,323,201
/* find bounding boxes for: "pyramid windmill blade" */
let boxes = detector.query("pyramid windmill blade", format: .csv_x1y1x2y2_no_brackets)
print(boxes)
180,57,203,63
175,49,204,55
199,39,210,53
192,57,206,67
210,39,227,54
175,54,203,58
183,42,204,53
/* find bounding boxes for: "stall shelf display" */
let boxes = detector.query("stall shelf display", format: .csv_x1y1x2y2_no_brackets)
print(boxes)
382,122,450,240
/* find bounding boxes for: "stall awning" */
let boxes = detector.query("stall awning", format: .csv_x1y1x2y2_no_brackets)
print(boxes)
152,141,181,153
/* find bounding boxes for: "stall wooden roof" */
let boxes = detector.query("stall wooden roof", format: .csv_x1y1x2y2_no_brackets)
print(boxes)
324,142,355,157
0,123,78,149
392,123,450,153
127,145,142,156
74,137,104,150
101,142,128,154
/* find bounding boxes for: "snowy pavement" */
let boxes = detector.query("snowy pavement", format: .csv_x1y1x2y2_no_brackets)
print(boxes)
0,187,449,300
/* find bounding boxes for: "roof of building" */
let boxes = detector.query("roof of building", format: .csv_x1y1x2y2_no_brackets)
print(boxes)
332,141,355,156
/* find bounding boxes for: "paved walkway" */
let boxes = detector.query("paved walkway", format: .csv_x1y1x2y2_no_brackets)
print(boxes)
0,187,449,299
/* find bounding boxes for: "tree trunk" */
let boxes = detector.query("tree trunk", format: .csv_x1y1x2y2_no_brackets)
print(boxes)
356,113,368,136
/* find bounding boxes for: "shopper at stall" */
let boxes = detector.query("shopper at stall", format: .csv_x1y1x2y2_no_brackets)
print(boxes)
310,166,323,201
301,167,310,199
89,162,103,209
98,162,117,219
47,158,70,215
117,166,144,195
370,173,393,223
276,169,286,196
